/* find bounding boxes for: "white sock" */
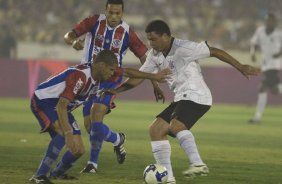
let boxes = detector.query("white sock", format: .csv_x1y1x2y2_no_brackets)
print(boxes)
87,161,98,169
176,130,204,166
254,92,267,119
151,140,174,181
113,133,120,146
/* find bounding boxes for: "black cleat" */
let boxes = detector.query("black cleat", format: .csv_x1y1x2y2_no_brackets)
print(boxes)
29,175,54,184
248,118,260,124
114,133,126,164
80,163,97,173
49,173,77,180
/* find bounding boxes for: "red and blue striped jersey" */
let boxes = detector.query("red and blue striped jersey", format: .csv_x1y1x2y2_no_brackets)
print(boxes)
34,64,100,112
73,14,147,66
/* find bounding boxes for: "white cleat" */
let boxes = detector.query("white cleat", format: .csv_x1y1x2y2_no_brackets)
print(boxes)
182,164,209,178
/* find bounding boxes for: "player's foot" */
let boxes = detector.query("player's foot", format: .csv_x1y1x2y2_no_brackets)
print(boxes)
80,163,97,173
29,175,54,184
49,173,77,180
248,117,260,124
182,164,209,178
167,177,176,184
114,133,126,164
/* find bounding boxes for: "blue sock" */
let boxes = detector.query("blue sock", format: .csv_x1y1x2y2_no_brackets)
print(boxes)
50,151,79,176
103,124,117,143
36,134,65,176
89,122,105,164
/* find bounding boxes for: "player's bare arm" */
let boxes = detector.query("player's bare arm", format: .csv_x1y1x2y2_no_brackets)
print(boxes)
209,47,260,79
123,68,171,82
64,31,84,50
100,78,143,98
139,54,166,102
56,97,79,155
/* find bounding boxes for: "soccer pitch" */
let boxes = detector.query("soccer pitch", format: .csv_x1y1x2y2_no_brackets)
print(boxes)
0,98,281,184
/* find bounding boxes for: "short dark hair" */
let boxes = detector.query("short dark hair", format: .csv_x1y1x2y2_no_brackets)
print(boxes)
265,12,276,21
94,50,118,66
145,20,171,36
106,0,124,10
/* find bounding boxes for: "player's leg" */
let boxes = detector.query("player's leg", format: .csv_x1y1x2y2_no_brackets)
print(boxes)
29,97,64,184
81,94,125,173
249,71,273,123
50,115,85,179
149,102,176,183
169,100,210,178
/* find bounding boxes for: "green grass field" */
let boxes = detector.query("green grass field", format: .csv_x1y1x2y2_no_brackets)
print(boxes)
0,98,281,184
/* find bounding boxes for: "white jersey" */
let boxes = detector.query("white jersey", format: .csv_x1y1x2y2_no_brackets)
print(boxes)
140,38,212,105
251,26,282,71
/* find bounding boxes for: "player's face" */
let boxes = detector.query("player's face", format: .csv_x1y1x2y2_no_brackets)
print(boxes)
265,16,276,30
99,63,118,81
146,32,169,52
105,4,123,27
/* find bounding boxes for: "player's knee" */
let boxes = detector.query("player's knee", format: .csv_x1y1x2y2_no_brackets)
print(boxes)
169,119,187,135
91,104,108,121
73,145,85,157
149,119,169,139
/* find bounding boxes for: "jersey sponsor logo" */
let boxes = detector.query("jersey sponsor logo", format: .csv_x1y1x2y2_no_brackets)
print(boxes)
112,39,122,48
93,47,103,57
73,78,84,94
72,121,80,131
95,34,104,43
168,60,175,69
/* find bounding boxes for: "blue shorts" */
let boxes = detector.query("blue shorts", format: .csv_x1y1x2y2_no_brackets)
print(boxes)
83,77,122,117
31,95,81,135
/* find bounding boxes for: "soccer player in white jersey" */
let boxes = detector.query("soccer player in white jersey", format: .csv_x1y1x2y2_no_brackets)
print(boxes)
29,50,170,184
101,20,260,183
248,13,282,123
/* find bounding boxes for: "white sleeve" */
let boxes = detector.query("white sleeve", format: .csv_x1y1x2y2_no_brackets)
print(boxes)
176,40,210,62
139,50,159,73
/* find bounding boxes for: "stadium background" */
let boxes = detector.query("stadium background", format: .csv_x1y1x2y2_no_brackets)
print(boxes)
0,1,282,184
1,0,282,104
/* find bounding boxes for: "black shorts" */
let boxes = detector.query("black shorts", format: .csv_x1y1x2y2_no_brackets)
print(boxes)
261,70,280,89
156,100,211,130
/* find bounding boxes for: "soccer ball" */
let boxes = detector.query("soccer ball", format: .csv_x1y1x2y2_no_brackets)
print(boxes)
143,164,168,184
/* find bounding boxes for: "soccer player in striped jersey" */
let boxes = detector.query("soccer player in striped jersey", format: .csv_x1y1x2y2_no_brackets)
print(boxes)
101,20,260,184
64,0,165,173
248,12,282,124
29,50,170,184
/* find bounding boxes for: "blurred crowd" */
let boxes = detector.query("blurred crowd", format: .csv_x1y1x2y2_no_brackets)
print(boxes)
1,0,282,52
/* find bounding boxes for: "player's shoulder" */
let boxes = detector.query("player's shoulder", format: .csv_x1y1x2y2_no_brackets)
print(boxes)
174,38,204,49
69,64,90,77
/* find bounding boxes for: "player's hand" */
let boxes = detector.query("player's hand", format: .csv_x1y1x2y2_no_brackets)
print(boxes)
153,85,165,103
153,69,171,83
72,39,84,50
99,89,117,99
239,64,260,79
65,133,80,155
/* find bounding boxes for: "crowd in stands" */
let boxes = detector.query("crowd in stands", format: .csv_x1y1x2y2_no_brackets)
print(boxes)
1,0,282,51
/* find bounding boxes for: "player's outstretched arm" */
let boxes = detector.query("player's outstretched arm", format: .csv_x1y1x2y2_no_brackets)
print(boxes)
99,78,143,98
209,47,260,79
123,68,171,83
